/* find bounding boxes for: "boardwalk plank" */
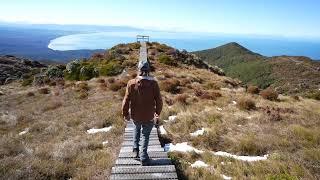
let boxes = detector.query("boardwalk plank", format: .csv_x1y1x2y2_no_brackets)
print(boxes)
111,172,178,180
115,158,172,166
119,151,167,158
112,165,175,174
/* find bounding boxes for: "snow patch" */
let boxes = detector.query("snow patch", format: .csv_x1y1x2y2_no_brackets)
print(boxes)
168,115,177,121
191,160,209,168
19,128,29,136
87,126,112,134
165,142,268,162
232,101,237,105
164,142,203,154
190,128,205,137
213,151,268,162
159,125,167,135
222,174,232,180
102,141,109,146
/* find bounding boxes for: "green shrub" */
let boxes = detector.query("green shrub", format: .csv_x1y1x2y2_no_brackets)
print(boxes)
79,66,98,81
45,65,65,79
21,77,33,86
99,62,123,76
158,55,176,66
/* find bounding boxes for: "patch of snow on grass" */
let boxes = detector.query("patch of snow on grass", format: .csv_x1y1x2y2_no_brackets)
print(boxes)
168,115,177,122
19,128,29,136
159,125,167,135
102,141,109,146
222,174,232,180
164,142,203,154
213,151,268,162
87,126,112,134
191,160,209,168
190,128,205,137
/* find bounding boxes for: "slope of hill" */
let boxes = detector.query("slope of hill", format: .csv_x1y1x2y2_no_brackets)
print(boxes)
0,42,319,179
194,42,274,89
0,55,47,85
194,42,320,94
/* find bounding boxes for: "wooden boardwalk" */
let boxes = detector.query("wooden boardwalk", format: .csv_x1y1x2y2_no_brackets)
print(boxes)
110,122,178,180
110,40,178,179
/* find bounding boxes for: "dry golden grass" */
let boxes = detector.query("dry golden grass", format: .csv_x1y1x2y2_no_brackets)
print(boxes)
247,85,259,94
0,60,319,179
0,81,125,179
38,87,50,94
260,88,278,101
237,97,256,110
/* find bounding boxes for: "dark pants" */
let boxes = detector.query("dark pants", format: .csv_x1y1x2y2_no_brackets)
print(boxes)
133,121,154,161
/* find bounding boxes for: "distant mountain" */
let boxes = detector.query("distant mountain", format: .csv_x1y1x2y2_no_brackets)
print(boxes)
0,23,140,62
194,42,320,95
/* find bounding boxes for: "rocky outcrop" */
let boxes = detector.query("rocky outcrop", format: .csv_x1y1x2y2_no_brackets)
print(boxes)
0,55,47,85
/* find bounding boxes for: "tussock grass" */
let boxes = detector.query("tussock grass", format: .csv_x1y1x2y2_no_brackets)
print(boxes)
38,87,50,94
260,88,278,101
247,85,259,94
237,97,256,110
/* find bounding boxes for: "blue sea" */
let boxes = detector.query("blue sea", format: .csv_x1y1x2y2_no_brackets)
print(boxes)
48,31,320,60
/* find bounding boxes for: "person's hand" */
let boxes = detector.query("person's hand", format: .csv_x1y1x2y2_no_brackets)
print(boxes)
124,116,130,122
154,113,160,125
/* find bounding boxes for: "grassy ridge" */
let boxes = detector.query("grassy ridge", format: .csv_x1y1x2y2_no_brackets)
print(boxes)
194,42,274,89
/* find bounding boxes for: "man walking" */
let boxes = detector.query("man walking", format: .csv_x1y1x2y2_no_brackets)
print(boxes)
122,60,163,166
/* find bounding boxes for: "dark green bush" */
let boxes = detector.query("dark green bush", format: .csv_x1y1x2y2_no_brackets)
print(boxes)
158,55,176,66
21,77,33,86
99,62,123,76
79,66,98,81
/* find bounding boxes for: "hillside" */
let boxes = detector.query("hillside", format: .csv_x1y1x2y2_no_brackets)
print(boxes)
194,42,274,89
194,42,320,95
1,42,320,179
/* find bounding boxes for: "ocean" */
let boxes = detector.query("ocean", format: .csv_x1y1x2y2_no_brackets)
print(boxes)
48,31,320,60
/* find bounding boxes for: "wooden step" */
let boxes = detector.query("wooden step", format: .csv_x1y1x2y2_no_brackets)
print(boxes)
111,172,178,180
112,165,176,174
118,151,167,158
122,141,160,147
115,158,172,166
120,146,164,153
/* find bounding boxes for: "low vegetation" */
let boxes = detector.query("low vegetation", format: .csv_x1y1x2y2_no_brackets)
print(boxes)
1,42,319,179
237,97,256,110
260,88,279,101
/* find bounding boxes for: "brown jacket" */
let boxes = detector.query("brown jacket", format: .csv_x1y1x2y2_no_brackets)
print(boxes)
122,76,163,123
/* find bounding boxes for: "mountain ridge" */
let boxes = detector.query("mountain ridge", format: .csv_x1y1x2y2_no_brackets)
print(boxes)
194,42,320,95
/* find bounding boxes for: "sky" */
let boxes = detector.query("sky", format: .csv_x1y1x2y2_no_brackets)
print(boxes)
0,0,319,38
